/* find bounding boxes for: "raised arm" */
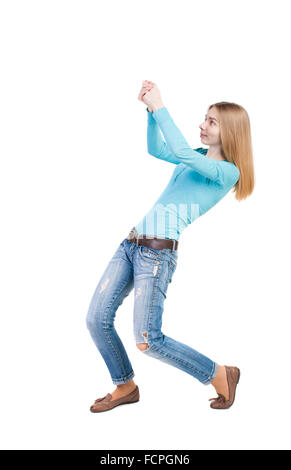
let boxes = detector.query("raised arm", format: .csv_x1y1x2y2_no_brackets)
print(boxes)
146,107,181,165
151,106,226,184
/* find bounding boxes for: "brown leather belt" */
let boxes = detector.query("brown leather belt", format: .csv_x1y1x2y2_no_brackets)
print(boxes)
127,227,179,251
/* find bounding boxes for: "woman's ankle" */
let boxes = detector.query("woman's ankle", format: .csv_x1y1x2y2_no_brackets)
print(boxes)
117,379,136,389
211,365,225,388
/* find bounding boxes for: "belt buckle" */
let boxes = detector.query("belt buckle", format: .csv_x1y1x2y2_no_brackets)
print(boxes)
171,239,176,251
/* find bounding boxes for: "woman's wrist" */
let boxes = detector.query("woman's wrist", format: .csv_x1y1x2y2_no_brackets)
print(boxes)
151,102,165,113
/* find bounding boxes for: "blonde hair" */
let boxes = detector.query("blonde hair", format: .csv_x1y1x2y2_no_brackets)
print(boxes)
208,102,255,201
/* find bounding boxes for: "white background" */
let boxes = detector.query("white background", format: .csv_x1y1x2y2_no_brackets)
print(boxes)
0,0,290,450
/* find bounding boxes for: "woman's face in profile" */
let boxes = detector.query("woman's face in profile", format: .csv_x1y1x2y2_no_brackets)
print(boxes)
199,107,221,146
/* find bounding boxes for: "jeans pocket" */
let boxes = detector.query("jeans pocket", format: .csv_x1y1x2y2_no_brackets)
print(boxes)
138,245,160,263
163,248,178,266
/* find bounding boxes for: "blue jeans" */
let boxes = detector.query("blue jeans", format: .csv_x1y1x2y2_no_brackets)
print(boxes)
86,234,218,386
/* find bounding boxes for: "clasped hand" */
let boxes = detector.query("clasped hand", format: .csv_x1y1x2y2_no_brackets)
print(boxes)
137,80,164,112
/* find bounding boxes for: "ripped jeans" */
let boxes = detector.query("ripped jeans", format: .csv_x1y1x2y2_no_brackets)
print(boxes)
86,235,218,386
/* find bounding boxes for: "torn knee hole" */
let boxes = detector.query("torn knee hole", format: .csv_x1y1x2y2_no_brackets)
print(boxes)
137,333,148,350
136,342,149,351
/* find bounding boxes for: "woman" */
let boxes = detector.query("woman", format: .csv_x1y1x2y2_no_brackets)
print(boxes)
86,80,255,412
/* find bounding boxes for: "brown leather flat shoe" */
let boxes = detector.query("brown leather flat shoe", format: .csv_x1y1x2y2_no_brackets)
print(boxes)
209,366,240,409
90,385,140,413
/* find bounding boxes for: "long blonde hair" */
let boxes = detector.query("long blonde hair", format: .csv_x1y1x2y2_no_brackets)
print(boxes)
208,102,255,201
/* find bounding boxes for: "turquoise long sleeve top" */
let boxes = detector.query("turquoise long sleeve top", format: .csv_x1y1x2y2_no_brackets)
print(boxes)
134,107,240,242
